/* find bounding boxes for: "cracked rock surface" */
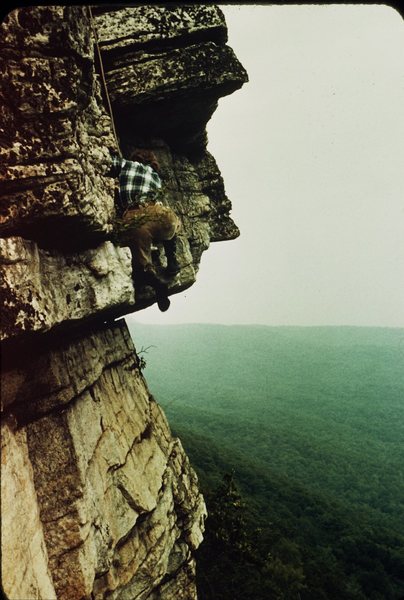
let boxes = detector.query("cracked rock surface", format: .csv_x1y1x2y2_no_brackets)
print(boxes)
2,321,207,600
1,5,247,599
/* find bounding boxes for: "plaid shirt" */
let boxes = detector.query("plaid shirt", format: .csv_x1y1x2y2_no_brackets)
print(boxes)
108,155,162,213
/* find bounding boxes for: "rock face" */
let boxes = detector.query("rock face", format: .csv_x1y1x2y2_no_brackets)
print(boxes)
2,321,206,600
0,5,247,599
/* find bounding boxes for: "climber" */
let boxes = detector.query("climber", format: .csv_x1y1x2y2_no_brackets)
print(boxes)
107,149,181,312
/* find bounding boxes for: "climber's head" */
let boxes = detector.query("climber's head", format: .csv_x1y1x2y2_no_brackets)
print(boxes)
129,148,160,174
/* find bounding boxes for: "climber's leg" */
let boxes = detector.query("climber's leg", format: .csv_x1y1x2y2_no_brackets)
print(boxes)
163,237,181,275
130,227,153,272
144,206,181,275
115,205,179,311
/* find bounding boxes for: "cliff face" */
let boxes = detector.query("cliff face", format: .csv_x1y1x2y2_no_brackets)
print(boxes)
0,6,247,599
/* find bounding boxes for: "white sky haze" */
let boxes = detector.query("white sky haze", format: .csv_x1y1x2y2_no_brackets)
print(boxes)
133,4,404,327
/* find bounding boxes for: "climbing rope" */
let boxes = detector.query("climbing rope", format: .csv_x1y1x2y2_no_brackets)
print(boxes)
88,5,122,157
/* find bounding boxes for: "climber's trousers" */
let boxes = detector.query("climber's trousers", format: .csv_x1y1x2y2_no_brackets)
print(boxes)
120,204,181,271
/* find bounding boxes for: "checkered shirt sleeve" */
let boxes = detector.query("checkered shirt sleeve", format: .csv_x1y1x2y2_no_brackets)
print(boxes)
109,155,162,211
120,158,161,205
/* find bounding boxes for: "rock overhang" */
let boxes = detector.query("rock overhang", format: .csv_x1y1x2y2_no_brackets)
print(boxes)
94,5,247,153
0,6,248,598
0,4,248,343
92,5,247,313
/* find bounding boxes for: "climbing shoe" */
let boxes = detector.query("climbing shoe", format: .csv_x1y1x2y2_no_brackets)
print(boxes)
156,294,170,312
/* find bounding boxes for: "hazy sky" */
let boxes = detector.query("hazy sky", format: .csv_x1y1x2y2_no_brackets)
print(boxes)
133,4,404,327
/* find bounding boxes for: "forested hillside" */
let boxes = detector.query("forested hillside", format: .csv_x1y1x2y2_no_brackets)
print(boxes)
128,322,404,599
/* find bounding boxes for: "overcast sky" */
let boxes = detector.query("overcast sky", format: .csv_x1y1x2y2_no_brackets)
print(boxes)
132,4,404,328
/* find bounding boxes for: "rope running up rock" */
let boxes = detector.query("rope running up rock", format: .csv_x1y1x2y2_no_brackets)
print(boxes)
88,6,122,157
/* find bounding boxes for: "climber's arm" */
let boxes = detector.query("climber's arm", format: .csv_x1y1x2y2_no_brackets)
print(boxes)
106,154,123,178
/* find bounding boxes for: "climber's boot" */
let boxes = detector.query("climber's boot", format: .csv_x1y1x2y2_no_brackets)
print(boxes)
156,291,170,312
163,238,181,276
141,265,171,312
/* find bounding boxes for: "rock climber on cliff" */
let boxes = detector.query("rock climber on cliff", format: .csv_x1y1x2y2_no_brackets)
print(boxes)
107,149,181,312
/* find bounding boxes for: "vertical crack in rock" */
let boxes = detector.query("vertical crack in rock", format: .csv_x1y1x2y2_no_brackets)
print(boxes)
1,5,247,599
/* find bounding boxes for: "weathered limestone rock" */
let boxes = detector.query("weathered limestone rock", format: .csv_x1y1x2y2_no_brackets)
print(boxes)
1,5,247,599
0,5,134,346
0,6,118,247
0,5,247,339
2,320,206,600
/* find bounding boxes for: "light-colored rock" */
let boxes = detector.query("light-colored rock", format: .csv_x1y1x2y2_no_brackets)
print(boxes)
0,237,134,342
1,421,56,600
4,320,207,600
